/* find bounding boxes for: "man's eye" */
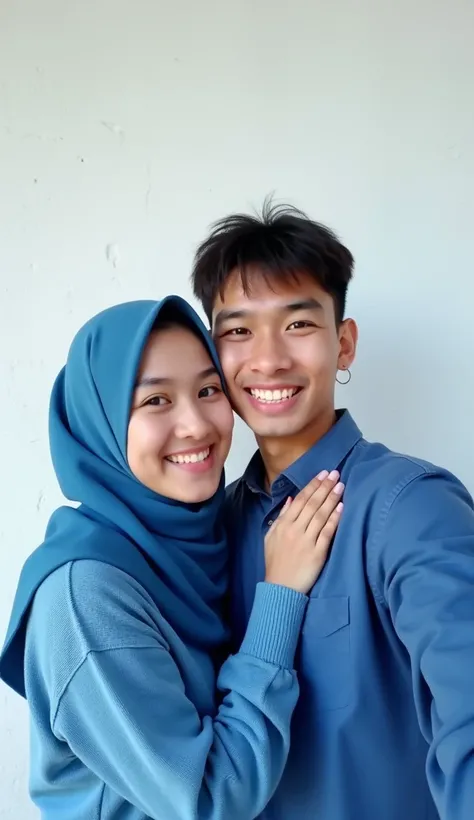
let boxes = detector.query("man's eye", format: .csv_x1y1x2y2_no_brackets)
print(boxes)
224,327,250,336
287,321,315,330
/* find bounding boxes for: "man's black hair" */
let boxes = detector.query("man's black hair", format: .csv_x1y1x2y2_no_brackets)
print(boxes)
191,198,354,324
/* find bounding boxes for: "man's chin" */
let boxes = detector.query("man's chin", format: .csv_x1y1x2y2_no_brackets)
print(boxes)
237,412,304,439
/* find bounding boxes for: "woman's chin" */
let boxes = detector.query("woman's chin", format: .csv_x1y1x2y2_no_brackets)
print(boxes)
175,478,221,504
151,472,222,505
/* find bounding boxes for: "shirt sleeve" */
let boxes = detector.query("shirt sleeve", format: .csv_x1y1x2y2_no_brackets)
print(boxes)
371,470,474,820
26,561,307,820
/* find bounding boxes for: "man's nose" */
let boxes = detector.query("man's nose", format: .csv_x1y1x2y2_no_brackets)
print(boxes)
248,331,292,376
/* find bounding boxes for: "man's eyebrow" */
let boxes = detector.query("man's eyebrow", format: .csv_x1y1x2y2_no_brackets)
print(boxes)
213,308,250,330
213,298,324,330
135,366,218,388
284,298,324,313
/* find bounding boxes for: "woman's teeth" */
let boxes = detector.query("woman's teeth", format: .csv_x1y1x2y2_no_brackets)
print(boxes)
168,447,210,464
249,388,298,403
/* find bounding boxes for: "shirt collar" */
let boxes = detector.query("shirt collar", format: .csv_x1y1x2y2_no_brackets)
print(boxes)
241,448,267,494
242,410,363,494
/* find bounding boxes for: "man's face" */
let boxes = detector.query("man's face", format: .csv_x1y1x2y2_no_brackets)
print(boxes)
212,269,357,443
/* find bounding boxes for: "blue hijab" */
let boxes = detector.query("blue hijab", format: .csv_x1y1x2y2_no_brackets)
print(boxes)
0,297,228,698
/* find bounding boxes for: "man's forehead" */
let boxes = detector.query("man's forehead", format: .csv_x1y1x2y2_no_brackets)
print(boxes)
212,268,329,315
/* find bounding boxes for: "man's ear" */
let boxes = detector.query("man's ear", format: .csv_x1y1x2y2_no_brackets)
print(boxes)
337,318,358,370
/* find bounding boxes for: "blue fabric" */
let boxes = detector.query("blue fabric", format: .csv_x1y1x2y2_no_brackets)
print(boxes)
0,297,228,697
0,296,310,819
24,562,306,820
226,410,474,820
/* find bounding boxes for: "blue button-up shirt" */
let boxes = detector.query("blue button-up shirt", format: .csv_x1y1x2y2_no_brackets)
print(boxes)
225,411,474,820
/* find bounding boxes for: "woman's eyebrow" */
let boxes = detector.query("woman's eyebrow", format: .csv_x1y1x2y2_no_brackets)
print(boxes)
135,366,218,388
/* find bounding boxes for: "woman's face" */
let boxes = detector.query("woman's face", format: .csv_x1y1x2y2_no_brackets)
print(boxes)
127,324,234,503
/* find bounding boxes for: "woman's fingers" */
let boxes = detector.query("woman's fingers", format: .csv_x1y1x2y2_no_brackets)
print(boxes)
282,471,336,523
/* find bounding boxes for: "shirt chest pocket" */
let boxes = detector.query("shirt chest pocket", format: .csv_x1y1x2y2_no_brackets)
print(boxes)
298,595,351,711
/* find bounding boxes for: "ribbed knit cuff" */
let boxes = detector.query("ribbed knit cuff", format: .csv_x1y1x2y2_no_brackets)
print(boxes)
239,582,308,669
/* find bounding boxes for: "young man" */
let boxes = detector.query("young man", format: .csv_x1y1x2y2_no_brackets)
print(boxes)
191,201,474,820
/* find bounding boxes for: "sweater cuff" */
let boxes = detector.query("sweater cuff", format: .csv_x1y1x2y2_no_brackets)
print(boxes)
239,582,308,669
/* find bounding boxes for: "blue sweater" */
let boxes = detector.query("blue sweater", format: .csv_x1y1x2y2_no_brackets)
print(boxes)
25,561,307,819
0,299,309,819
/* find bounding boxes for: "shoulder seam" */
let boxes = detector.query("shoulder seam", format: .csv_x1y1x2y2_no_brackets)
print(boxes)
51,643,165,731
366,465,439,606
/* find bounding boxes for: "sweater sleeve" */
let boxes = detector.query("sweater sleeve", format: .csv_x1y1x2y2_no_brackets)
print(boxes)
26,560,307,820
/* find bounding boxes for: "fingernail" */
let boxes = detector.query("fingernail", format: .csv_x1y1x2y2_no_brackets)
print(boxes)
317,470,329,480
333,482,344,495
329,470,340,481
336,501,343,512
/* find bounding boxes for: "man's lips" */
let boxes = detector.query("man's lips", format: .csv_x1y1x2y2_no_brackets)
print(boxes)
244,386,303,402
242,385,304,414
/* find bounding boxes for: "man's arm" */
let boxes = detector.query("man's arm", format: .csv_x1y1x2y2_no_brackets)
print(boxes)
371,469,474,820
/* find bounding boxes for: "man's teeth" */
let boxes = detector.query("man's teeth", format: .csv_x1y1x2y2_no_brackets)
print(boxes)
168,448,210,464
249,388,298,403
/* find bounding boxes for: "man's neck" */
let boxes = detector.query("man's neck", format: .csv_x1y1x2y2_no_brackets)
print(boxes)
257,409,338,490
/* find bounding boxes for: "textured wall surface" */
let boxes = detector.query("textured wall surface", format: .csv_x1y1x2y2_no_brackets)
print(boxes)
1,1,473,816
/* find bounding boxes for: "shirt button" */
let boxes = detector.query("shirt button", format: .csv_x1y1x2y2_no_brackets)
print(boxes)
267,519,274,526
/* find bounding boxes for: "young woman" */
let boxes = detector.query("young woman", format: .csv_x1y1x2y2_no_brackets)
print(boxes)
0,296,343,819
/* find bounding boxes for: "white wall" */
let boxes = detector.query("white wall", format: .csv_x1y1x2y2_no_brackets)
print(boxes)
1,0,473,815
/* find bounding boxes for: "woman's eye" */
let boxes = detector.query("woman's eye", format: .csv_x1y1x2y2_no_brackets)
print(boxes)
199,385,221,399
145,395,169,407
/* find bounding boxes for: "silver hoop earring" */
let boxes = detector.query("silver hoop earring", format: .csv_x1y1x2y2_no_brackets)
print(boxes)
336,367,352,385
